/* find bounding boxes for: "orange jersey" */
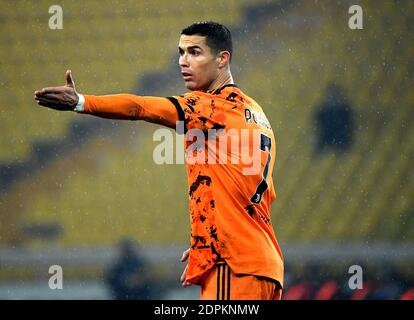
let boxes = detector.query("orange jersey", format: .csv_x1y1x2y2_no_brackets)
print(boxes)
82,84,284,288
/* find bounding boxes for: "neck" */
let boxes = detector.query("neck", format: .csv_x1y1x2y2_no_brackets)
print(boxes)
207,69,234,91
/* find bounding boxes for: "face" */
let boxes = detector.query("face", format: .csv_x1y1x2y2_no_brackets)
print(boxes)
178,35,220,91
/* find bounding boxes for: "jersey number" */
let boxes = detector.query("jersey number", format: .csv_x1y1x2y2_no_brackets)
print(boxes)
250,134,272,204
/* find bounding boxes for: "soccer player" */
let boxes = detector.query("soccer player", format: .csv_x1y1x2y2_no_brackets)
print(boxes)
34,21,284,300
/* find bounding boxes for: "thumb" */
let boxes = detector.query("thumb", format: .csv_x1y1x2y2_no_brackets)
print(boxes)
66,69,75,88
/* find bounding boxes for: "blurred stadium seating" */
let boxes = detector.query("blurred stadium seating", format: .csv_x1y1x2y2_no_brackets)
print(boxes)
0,0,262,245
0,0,254,163
0,0,413,299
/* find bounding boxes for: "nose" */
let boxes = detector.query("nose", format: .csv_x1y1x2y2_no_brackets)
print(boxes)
179,53,189,68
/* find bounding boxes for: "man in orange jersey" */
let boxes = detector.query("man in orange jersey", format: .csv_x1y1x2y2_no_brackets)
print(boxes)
34,21,283,300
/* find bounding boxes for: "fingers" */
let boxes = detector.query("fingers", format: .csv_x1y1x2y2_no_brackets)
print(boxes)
35,69,76,99
180,248,190,262
35,96,70,111
35,94,59,102
36,100,51,108
34,71,77,110
35,86,66,95
36,99,62,110
180,249,192,287
34,96,64,109
66,69,75,88
182,281,192,287
34,93,61,102
180,266,187,283
180,265,192,287
34,90,45,97
35,96,59,105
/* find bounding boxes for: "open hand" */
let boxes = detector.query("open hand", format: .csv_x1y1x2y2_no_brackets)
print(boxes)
34,70,79,111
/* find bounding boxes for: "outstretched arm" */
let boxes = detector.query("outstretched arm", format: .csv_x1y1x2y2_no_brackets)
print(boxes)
82,94,179,129
35,70,180,129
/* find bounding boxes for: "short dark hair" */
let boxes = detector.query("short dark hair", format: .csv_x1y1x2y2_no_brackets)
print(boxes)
181,21,232,60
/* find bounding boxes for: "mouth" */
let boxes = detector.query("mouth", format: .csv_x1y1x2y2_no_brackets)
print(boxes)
181,71,193,81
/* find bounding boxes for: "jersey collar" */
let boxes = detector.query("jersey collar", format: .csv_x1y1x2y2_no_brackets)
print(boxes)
208,84,239,95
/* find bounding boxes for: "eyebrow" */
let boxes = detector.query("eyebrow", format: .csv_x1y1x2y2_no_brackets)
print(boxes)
178,45,202,52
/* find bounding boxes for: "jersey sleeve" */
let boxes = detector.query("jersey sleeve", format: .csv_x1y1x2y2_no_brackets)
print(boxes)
168,92,226,133
82,94,180,129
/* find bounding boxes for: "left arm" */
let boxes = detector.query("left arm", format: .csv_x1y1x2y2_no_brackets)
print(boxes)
35,70,179,129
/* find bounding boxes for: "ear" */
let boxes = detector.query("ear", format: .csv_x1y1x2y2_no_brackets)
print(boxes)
217,51,231,68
